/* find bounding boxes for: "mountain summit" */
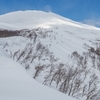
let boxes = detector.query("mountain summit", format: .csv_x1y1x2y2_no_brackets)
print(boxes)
0,10,100,30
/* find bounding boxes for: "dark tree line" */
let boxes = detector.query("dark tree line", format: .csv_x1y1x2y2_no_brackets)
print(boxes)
0,30,20,37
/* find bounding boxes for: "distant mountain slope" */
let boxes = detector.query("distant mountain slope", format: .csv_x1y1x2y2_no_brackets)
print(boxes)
0,10,100,30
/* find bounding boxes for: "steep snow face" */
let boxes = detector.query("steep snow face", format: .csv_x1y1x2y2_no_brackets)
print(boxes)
0,11,100,61
0,50,77,100
0,10,100,30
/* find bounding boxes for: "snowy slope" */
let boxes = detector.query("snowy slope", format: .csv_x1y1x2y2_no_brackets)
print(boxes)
0,10,100,30
0,11,100,59
0,10,100,100
0,51,77,100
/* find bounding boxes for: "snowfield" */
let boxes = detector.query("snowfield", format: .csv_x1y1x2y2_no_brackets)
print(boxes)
0,51,77,100
0,10,100,30
0,10,100,100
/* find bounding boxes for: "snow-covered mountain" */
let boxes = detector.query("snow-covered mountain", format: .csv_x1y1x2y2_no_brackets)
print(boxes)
0,10,100,30
0,10,100,100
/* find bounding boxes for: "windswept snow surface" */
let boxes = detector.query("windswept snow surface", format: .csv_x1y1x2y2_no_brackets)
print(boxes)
0,50,77,100
0,10,100,30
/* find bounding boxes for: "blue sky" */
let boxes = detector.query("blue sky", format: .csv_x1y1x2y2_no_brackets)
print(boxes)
0,0,100,27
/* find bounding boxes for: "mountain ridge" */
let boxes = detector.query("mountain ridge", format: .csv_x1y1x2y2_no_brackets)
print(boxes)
0,10,100,30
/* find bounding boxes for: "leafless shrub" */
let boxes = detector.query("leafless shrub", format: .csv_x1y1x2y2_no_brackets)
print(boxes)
3,43,8,49
33,64,45,79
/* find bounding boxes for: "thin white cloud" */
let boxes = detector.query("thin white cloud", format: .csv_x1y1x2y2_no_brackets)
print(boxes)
44,5,52,12
82,18,100,27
